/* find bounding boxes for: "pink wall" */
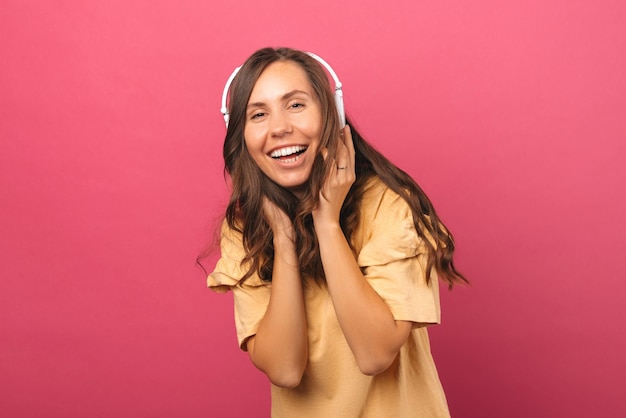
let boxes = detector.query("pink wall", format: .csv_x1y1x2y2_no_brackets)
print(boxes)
1,1,624,416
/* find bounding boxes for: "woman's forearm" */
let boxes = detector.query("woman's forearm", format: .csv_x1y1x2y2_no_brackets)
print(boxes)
315,221,411,375
247,234,308,388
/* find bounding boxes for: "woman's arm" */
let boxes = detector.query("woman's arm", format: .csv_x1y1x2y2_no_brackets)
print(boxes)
246,198,308,388
314,222,412,375
313,126,412,375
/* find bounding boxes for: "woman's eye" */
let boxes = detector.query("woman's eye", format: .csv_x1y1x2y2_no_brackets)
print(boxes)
250,112,265,120
290,103,304,109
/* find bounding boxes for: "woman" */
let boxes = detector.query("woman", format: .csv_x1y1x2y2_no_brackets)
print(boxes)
206,47,467,417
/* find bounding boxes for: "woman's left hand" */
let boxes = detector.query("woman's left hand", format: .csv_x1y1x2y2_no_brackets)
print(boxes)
312,125,356,225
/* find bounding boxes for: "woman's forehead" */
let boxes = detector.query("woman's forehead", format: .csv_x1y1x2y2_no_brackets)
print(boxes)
248,61,314,102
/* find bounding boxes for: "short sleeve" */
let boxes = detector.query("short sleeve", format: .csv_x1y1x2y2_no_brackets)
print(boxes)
355,181,441,326
208,221,272,350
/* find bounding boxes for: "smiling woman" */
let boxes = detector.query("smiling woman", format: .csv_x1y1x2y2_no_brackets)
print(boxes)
202,47,468,418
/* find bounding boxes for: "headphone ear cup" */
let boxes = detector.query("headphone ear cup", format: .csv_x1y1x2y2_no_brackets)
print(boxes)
335,91,345,128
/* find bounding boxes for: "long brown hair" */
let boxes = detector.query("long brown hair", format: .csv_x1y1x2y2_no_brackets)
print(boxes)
212,47,467,287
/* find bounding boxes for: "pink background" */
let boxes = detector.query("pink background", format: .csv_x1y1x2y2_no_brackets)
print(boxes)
1,1,625,417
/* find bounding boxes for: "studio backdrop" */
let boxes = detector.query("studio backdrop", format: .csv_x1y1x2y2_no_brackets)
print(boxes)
1,1,625,417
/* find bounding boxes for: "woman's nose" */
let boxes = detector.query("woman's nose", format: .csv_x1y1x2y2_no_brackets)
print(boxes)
269,111,292,137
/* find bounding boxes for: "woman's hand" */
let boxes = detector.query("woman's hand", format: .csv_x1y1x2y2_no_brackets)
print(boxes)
263,196,295,243
312,125,356,225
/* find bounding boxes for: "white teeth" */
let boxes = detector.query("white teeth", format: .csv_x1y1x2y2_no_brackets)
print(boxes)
270,145,307,158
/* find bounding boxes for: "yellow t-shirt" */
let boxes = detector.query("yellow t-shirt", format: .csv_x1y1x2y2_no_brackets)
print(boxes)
208,177,451,418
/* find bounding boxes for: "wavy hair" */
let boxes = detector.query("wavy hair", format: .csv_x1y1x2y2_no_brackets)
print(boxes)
211,47,467,288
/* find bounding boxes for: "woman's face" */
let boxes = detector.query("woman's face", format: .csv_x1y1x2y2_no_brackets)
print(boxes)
244,60,322,196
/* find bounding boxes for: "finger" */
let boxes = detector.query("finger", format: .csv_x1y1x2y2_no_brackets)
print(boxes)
339,125,354,168
335,150,348,171
339,124,349,145
343,125,355,158
335,126,352,171
336,136,347,160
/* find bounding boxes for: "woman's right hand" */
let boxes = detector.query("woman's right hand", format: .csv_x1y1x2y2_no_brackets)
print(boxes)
262,197,295,243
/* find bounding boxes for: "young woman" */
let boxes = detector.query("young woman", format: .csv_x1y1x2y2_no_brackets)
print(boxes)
206,47,467,417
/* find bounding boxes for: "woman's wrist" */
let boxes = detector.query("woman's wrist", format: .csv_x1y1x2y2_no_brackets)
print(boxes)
273,231,296,249
313,219,342,236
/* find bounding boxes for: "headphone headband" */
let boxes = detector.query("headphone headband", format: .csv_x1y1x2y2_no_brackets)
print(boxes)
221,51,345,128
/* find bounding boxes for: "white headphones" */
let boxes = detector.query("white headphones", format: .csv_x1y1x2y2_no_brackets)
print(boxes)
220,51,345,129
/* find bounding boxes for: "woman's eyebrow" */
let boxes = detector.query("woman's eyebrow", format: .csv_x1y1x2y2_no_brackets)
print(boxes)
281,89,310,100
247,90,311,109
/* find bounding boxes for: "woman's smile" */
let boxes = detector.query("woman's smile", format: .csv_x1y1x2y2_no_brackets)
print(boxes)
269,145,309,164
